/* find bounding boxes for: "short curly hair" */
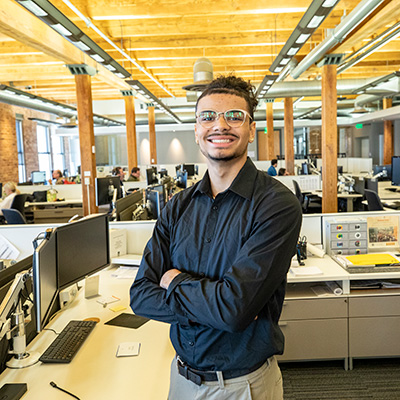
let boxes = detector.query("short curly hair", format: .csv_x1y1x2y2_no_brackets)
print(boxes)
195,75,258,120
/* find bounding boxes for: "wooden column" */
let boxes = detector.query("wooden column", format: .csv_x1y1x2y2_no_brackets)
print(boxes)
74,74,98,216
383,98,394,165
321,64,338,213
266,101,275,159
124,95,138,171
284,98,294,175
148,106,157,164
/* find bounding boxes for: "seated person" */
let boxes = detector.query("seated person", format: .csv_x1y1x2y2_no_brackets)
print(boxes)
50,170,64,185
112,166,126,185
267,159,278,176
0,182,20,216
127,167,141,181
278,168,289,176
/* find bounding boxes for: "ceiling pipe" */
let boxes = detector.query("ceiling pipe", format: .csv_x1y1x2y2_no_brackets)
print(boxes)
263,78,394,98
290,0,384,79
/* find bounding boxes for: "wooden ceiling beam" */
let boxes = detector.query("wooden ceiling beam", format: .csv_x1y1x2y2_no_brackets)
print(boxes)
0,0,131,91
50,0,359,19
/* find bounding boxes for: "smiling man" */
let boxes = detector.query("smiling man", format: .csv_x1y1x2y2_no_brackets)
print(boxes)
130,75,302,400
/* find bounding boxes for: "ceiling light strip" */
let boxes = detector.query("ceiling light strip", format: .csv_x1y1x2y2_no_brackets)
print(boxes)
60,0,174,98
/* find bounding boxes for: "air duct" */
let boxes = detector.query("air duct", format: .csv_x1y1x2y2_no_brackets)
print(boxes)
290,0,384,79
182,57,213,92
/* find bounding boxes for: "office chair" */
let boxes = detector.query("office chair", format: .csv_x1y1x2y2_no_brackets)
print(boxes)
293,180,322,214
10,194,28,217
2,209,27,224
364,189,384,211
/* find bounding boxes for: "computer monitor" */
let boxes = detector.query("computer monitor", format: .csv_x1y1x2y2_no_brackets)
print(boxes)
32,229,59,332
115,189,144,221
56,214,110,290
31,171,46,184
176,170,187,189
146,190,161,219
373,164,392,179
95,176,122,206
151,184,166,211
146,167,158,185
392,156,400,187
337,165,343,174
182,164,196,177
301,162,309,175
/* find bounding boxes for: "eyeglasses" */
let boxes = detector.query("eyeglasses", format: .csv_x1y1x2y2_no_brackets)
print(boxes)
196,109,252,128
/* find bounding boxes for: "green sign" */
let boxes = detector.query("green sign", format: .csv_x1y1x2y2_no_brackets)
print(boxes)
264,127,268,134
355,123,363,129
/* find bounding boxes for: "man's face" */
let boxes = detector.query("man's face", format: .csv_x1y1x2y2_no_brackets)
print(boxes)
195,94,255,163
132,170,140,178
118,168,125,179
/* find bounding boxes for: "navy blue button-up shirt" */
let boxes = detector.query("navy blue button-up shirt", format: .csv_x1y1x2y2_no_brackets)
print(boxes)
131,158,302,372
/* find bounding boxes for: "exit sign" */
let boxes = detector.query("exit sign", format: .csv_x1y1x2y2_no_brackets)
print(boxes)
264,127,268,134
355,123,363,129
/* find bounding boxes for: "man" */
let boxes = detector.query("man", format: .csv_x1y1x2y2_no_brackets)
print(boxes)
267,159,278,176
130,75,302,399
112,166,125,184
127,167,141,181
50,169,64,184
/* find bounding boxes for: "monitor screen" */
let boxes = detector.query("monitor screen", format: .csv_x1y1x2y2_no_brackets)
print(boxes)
95,177,122,206
151,184,166,210
146,190,160,219
56,214,110,289
146,168,158,185
115,189,144,221
33,230,59,332
31,171,46,184
374,164,392,179
392,156,400,187
182,164,195,177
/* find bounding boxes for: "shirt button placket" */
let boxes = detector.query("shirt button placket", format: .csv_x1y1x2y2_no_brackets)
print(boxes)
205,202,218,244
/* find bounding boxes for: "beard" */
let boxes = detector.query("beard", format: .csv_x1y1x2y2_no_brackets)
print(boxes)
199,146,247,163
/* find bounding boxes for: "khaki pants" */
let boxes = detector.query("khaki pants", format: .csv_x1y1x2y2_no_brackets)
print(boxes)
168,356,283,400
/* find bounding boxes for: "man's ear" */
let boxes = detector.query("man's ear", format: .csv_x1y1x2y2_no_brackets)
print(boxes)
195,125,199,144
249,121,256,143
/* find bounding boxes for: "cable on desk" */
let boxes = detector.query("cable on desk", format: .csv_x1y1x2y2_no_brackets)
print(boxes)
50,382,80,400
43,328,59,335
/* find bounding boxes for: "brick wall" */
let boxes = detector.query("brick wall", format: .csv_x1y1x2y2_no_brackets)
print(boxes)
0,102,54,185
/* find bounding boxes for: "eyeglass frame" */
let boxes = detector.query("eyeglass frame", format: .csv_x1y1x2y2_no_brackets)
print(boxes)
195,109,253,128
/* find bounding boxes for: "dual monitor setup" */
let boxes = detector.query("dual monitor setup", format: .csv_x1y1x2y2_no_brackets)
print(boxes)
0,214,110,370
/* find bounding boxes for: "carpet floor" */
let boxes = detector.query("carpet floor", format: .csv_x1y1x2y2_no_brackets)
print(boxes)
281,358,400,400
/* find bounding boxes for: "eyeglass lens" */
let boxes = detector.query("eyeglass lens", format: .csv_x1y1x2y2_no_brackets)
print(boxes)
197,110,246,127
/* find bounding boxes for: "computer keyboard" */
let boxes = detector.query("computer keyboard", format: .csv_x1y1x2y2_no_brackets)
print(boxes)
39,320,97,363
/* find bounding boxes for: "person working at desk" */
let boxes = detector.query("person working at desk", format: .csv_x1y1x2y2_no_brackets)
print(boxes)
267,159,278,176
0,182,19,216
278,168,289,176
131,75,302,400
112,166,125,184
49,169,64,184
127,167,141,181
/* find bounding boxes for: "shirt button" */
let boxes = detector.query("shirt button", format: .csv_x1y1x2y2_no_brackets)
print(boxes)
212,205,218,211
205,237,211,243
188,341,194,346
200,272,205,277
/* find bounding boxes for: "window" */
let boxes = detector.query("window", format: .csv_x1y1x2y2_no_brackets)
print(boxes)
37,124,52,181
52,135,65,173
16,119,26,182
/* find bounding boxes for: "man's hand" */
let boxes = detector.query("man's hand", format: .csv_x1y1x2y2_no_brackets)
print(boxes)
160,269,181,290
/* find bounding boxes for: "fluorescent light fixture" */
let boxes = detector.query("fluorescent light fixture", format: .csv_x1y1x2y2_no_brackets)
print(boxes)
266,80,275,84
115,73,126,78
74,41,90,51
287,47,299,56
255,75,278,98
51,23,73,36
296,34,310,44
91,54,105,63
20,0,47,16
322,0,338,6
280,58,290,65
275,67,283,72
104,64,116,71
307,15,325,28
4,90,16,95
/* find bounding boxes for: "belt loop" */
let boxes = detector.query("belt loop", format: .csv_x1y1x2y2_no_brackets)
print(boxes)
216,371,224,389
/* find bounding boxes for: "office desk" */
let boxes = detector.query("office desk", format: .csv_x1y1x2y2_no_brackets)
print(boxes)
25,200,83,223
0,268,174,399
313,191,363,212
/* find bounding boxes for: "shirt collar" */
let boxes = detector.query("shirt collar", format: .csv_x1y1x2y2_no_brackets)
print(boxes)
193,157,257,200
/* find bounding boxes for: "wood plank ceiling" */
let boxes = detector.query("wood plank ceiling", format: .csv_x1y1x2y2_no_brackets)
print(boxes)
0,0,400,108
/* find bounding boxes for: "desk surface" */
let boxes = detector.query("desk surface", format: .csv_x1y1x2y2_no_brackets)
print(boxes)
25,199,82,207
0,268,174,400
